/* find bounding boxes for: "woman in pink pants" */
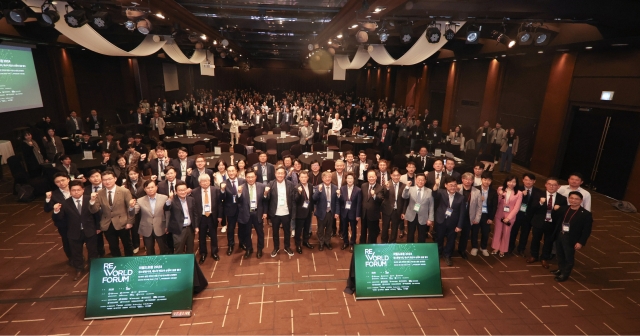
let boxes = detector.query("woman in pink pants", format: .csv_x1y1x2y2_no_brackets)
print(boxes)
492,175,522,257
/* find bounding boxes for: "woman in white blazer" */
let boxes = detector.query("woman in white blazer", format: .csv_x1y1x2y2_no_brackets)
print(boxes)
212,159,229,187
229,114,240,145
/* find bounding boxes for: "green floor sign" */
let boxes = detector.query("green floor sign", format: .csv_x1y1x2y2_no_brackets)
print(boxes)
85,254,194,320
354,243,443,299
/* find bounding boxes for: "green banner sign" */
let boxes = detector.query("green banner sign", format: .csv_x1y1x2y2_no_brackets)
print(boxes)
354,243,443,299
85,254,194,320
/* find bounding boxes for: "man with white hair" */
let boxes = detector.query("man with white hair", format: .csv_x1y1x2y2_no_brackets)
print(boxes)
191,174,223,264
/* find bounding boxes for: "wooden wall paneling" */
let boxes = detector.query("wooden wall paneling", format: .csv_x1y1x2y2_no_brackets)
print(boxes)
441,62,459,131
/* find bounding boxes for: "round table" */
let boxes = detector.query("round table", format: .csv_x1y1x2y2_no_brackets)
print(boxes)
42,153,102,172
298,151,344,170
163,134,214,154
188,152,246,168
0,140,15,164
253,134,300,155
338,135,375,153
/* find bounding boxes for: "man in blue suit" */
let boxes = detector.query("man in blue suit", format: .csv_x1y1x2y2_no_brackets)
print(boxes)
237,169,268,259
433,176,466,266
338,172,361,252
312,171,340,250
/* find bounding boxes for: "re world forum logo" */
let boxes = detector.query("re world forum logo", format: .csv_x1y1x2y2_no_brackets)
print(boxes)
364,248,389,267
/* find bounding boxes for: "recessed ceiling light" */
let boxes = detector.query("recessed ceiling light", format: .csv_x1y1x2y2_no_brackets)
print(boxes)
350,24,358,29
155,13,165,19
556,48,569,51
501,54,506,57
538,50,544,53
337,34,343,38
453,59,456,62
611,43,628,47
585,46,592,50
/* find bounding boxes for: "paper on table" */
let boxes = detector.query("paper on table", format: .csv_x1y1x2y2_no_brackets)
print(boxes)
214,147,221,155
90,130,99,137
83,151,94,160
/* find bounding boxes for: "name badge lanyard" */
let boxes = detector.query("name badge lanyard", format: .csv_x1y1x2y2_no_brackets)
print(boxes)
562,207,578,232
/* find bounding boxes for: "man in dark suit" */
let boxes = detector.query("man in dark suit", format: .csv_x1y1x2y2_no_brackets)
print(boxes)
376,122,394,160
360,170,385,244
209,116,223,132
412,146,431,175
443,160,462,184
163,180,199,254
84,169,106,257
426,159,446,191
98,133,121,153
551,191,593,282
294,171,315,253
381,169,406,244
265,166,297,257
52,181,99,280
338,172,361,251
472,172,498,256
66,111,84,135
281,109,293,126
252,112,267,129
237,169,268,259
45,173,73,264
192,174,223,264
156,166,180,197
173,147,196,182
527,177,568,268
145,146,172,181
312,171,340,250
509,173,544,256
85,110,104,134
188,155,214,189
220,166,246,255
271,108,283,127
312,114,325,143
253,153,275,184
433,176,466,266
56,155,82,179
355,150,373,187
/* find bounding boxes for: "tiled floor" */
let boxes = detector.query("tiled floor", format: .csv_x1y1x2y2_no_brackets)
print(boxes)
0,164,639,335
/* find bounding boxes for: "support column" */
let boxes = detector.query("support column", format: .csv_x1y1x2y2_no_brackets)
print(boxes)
414,65,429,116
478,59,504,125
530,52,577,175
59,48,81,116
441,61,458,131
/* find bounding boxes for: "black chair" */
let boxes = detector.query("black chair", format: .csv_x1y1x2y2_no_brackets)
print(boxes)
247,152,260,166
290,144,303,158
312,142,326,152
327,135,340,151
280,124,290,133
233,144,247,157
219,143,230,153
7,156,29,193
321,159,335,172
266,138,278,163
341,143,353,153
193,144,207,155
168,148,179,159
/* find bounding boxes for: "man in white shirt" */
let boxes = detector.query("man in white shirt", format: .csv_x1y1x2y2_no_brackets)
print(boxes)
473,162,485,187
557,173,591,212
265,166,296,257
328,112,343,136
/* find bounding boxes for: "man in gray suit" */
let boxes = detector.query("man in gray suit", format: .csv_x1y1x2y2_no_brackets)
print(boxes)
402,174,434,243
134,180,170,255
456,172,483,259
299,119,314,152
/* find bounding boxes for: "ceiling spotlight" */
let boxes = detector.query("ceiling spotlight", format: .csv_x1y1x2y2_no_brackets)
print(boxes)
201,34,207,40
90,11,111,29
350,24,358,29
533,31,550,46
492,30,515,48
337,33,343,38
39,1,60,27
378,29,389,43
213,40,218,45
220,52,226,58
221,39,229,47
64,8,88,28
355,30,368,43
155,13,165,19
7,5,28,25
124,20,136,31
307,43,313,51
136,19,151,34
444,28,455,40
465,24,481,44
328,40,332,45
426,26,441,43
517,31,532,45
401,25,413,44
585,46,593,50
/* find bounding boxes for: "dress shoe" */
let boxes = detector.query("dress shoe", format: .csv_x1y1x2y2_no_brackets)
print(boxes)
226,246,233,256
526,257,538,263
470,248,478,257
303,242,314,249
244,250,253,259
554,275,568,282
221,225,227,233
399,232,405,239
341,244,349,250
257,250,263,259
306,233,312,239
271,249,279,257
284,248,294,256
541,260,550,269
199,255,206,264
73,271,82,281
296,246,303,254
349,246,354,253
239,244,246,251
481,249,490,257
318,245,324,251
444,257,453,266
212,253,220,261
550,269,561,276
133,247,140,254
459,251,468,260
326,243,333,250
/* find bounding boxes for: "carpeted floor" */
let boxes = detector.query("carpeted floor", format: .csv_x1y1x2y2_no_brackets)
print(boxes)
0,163,639,335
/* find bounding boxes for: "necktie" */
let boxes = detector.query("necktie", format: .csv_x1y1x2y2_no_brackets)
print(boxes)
382,129,386,141
76,200,81,213
369,185,374,199
108,191,113,206
417,188,422,202
94,186,98,192
232,180,236,193
546,194,553,222
249,184,255,203
160,160,165,171
170,182,174,193
204,189,210,217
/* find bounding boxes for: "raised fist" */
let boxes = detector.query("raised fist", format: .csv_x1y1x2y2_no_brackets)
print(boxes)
376,154,381,161
386,181,391,189
237,185,243,194
298,186,303,193
46,191,52,199
220,182,226,190
318,184,323,192
406,181,412,187
336,189,341,196
540,197,546,204
151,175,158,181
370,188,376,197
169,191,174,199
554,205,560,210
129,199,136,207
90,192,98,201
140,154,147,160
264,186,271,194
523,189,528,196
53,203,62,212
187,168,192,175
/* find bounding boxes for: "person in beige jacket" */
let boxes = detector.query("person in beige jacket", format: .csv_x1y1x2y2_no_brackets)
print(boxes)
89,170,136,256
489,122,507,162
448,125,465,155
150,111,166,137
135,180,170,255
475,121,493,154
499,128,519,173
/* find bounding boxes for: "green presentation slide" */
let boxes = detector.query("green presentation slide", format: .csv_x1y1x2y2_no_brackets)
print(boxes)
354,243,443,299
0,45,43,113
85,254,194,320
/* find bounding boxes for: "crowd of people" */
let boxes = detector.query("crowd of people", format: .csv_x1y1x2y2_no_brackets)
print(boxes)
27,88,592,285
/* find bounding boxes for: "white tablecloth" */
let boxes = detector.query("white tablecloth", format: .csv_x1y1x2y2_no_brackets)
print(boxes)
0,140,15,164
